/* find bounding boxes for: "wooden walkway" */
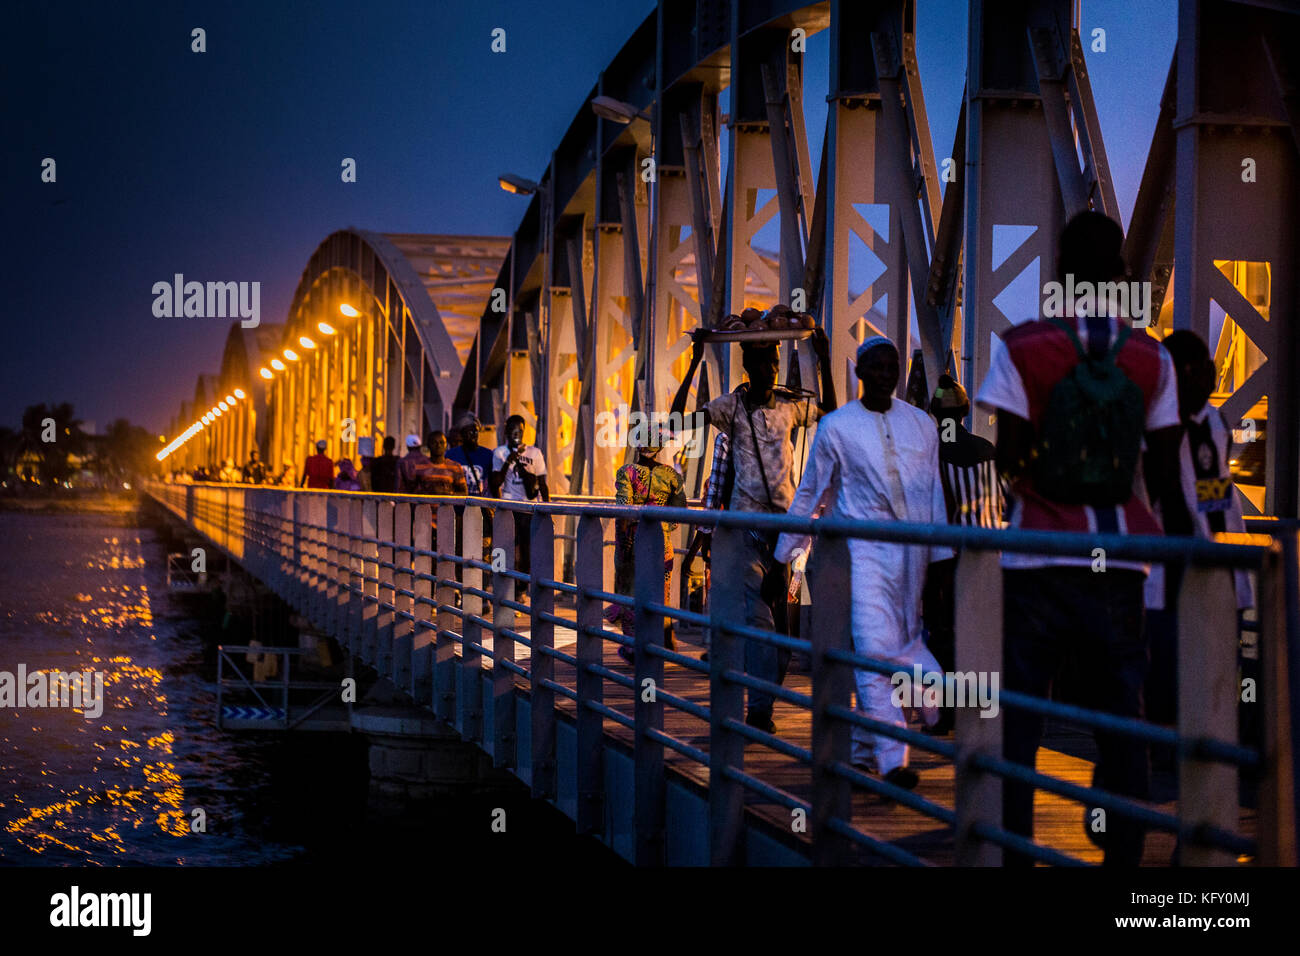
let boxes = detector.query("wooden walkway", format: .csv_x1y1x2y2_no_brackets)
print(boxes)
481,607,1255,866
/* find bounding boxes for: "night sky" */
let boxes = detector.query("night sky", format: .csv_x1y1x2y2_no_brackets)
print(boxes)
3,0,1174,436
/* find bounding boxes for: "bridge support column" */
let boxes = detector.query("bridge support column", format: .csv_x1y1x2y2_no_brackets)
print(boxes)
353,695,494,805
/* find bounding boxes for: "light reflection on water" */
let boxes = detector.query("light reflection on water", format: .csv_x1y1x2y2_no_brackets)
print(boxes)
0,512,301,865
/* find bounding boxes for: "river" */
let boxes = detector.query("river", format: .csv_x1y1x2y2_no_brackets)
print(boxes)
0,505,618,867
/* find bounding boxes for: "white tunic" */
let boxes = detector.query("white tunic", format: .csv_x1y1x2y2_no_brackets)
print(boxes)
775,399,951,772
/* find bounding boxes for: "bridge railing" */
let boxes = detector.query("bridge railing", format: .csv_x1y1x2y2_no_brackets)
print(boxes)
145,480,1298,866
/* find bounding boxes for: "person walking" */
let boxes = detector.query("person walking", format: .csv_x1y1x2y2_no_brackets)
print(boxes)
447,413,494,496
300,441,333,489
370,436,401,494
399,434,435,493
1143,330,1254,734
490,415,549,598
670,318,836,734
241,449,267,485
775,337,949,790
607,427,687,663
975,210,1189,866
334,458,361,491
920,374,1006,735
423,430,468,495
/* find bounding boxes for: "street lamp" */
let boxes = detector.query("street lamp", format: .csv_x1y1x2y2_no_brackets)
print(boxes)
299,336,316,350
590,95,650,125
283,348,299,362
499,167,557,452
270,358,285,371
318,322,336,336
339,303,360,318
498,173,539,195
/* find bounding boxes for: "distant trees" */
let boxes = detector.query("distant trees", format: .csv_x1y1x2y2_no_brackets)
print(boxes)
1,404,157,491
18,403,86,487
94,418,158,484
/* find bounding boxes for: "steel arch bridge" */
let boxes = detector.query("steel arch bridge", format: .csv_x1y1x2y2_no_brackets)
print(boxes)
161,0,1299,516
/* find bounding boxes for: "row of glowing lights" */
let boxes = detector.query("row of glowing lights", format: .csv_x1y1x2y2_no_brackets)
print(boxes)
157,304,358,461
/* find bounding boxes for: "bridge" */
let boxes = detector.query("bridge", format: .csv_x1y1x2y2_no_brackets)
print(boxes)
139,0,1300,865
152,0,1299,516
146,480,1299,865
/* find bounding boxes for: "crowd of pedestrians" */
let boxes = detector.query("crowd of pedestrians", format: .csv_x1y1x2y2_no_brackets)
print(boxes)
170,210,1253,863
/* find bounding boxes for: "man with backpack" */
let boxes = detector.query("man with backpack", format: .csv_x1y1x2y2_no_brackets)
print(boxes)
976,211,1190,866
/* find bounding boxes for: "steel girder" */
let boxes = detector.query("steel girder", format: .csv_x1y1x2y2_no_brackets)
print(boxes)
961,0,1119,440
1124,1,1300,516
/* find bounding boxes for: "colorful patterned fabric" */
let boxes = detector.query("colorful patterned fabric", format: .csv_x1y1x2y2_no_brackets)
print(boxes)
607,461,684,633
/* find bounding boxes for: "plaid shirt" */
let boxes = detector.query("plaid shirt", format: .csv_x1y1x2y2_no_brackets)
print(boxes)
699,431,730,532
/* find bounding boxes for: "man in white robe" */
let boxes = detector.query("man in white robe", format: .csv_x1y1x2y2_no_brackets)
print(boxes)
776,337,950,789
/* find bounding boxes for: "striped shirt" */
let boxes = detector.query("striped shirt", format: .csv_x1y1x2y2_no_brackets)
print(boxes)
940,454,1006,529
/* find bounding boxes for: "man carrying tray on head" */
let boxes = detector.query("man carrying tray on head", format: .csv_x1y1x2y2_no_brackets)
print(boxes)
670,308,836,734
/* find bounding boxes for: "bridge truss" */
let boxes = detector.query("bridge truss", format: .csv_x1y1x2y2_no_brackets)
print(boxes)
161,0,1299,516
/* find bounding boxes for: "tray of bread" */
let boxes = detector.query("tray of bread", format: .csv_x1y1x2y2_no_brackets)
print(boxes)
695,306,817,342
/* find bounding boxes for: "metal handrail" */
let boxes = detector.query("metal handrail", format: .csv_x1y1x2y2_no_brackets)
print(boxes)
149,480,1297,866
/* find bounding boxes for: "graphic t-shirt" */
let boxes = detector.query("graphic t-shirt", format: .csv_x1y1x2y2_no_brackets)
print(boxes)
447,445,494,495
492,445,547,501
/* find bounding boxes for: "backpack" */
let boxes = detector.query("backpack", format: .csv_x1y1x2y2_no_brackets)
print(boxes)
1032,318,1146,506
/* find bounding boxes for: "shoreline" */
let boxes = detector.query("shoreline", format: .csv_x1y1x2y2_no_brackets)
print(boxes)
0,493,142,515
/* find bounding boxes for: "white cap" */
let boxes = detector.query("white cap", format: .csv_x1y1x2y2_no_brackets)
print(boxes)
405,434,421,448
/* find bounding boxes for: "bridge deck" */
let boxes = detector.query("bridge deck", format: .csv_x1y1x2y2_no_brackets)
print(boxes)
482,608,1254,866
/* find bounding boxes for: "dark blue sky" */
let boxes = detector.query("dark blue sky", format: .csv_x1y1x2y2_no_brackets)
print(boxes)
3,0,1173,435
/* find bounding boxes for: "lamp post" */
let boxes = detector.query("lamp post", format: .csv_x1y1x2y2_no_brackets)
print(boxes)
498,170,555,454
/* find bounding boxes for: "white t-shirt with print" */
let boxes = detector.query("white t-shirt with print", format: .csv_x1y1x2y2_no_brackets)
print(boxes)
492,444,547,501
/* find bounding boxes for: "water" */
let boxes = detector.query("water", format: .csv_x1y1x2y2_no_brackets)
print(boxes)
0,509,316,865
0,506,621,868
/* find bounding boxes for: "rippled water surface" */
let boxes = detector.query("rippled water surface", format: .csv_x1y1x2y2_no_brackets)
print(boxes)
0,510,303,865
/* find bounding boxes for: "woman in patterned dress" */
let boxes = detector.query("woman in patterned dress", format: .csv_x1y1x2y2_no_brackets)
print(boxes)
606,428,685,663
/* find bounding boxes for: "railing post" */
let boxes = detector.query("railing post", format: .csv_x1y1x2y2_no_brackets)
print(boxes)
460,504,485,742
574,514,606,835
293,493,307,612
808,532,853,865
281,494,294,599
531,512,557,799
953,548,1003,866
393,502,414,688
310,494,328,627
434,504,459,723
376,500,396,677
325,496,342,635
412,503,434,705
346,498,364,653
334,497,353,645
634,516,667,866
361,499,379,667
491,506,517,767
708,525,747,865
1258,531,1298,865
1178,565,1240,865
